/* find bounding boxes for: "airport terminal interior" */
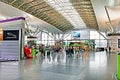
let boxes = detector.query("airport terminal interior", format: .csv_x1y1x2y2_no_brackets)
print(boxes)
0,0,120,80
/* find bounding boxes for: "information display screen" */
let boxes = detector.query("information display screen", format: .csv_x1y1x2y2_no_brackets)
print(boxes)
118,39,120,48
3,30,19,40
72,31,80,38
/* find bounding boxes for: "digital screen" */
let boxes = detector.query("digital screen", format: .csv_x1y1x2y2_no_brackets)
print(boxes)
118,39,120,48
3,30,19,40
72,31,80,38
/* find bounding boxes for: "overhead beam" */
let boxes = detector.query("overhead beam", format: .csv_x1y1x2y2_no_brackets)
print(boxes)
10,0,16,5
105,6,114,32
63,32,72,40
18,0,36,8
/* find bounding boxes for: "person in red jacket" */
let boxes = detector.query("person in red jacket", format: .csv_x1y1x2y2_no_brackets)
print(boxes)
24,45,33,59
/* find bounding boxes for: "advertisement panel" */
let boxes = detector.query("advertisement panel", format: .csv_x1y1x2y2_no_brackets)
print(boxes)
72,31,80,38
72,29,90,39
3,30,19,40
118,39,120,48
0,28,3,41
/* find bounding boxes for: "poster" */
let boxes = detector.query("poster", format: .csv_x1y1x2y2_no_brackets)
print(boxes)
3,30,19,40
118,39,120,48
0,28,3,41
72,31,80,38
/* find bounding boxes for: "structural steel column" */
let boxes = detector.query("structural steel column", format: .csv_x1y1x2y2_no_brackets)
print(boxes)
47,32,49,45
40,31,42,43
97,31,107,40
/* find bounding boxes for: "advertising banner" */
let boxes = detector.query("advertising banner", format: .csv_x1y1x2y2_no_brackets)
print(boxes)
118,39,120,48
3,30,19,40
0,28,3,41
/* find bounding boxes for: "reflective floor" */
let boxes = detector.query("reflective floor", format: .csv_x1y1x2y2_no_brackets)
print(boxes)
0,51,117,80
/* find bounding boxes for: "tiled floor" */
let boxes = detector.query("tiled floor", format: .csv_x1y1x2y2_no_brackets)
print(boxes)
0,51,117,80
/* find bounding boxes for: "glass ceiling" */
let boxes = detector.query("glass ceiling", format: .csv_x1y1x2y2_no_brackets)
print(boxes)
45,0,86,29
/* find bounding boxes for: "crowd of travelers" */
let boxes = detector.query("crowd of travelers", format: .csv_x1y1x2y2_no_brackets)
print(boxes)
24,40,86,60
